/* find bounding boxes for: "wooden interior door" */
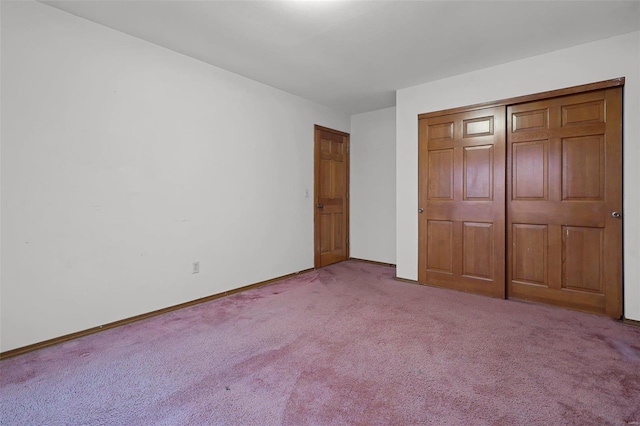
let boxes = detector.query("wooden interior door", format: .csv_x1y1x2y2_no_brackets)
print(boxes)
314,125,349,268
418,106,506,298
507,87,623,317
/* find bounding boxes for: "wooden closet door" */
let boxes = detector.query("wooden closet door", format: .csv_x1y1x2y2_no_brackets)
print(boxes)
507,88,622,317
419,106,506,298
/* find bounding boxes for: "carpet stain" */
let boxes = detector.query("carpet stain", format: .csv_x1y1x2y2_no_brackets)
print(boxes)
604,336,640,361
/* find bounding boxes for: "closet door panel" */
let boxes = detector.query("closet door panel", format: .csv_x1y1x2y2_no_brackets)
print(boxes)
419,107,506,298
507,88,622,317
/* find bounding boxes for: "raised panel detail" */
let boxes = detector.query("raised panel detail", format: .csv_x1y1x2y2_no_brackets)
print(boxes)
512,140,548,200
562,101,605,127
333,161,345,197
320,213,331,254
428,149,454,200
512,109,548,132
334,213,343,251
463,222,493,279
428,122,454,141
463,116,493,137
320,138,332,154
512,224,548,286
331,140,343,155
427,220,453,274
464,145,493,200
320,159,332,198
562,136,604,200
562,226,603,293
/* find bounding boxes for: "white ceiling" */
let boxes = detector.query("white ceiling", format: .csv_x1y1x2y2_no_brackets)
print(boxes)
42,1,640,115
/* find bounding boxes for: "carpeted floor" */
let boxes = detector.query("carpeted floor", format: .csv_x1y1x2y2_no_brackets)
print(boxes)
1,260,639,425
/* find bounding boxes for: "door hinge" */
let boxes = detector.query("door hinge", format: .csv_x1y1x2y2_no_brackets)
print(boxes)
346,144,350,154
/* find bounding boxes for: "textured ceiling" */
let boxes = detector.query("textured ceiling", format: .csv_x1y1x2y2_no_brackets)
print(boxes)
42,1,640,114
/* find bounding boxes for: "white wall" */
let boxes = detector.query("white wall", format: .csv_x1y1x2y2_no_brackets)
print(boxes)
0,1,4,338
350,107,396,265
397,31,640,321
0,1,350,352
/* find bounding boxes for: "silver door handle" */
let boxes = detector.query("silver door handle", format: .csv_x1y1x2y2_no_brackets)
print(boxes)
612,211,621,218
317,203,324,209
418,208,424,214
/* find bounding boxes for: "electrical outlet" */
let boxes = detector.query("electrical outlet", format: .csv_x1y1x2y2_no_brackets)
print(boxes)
192,262,200,274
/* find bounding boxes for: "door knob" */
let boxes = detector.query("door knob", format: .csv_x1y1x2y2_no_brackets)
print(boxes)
317,203,324,209
418,208,424,214
612,211,621,218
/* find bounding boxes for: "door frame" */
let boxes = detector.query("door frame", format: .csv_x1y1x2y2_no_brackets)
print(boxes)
314,125,350,269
